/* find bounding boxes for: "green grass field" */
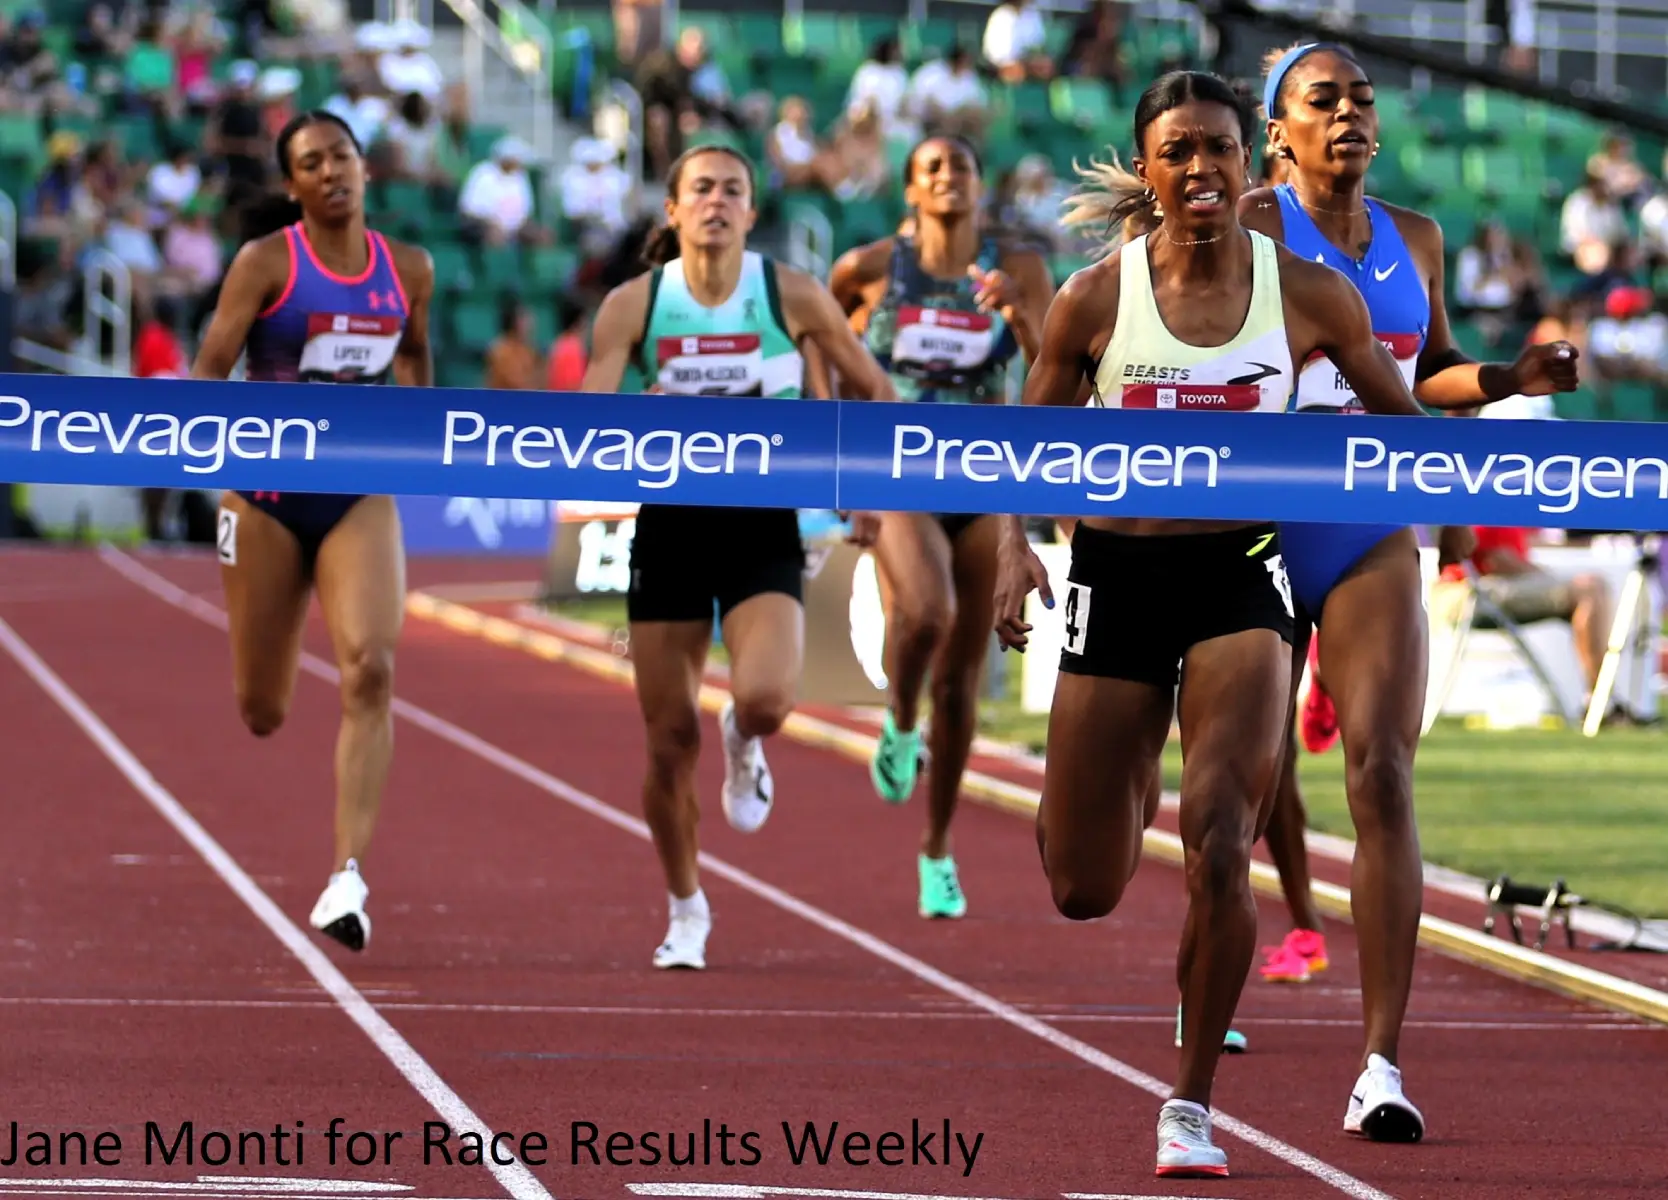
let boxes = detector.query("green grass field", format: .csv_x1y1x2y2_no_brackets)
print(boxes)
541,596,1668,918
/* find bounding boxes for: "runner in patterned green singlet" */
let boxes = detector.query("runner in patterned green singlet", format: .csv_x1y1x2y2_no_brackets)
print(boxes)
582,144,895,972
825,135,1056,920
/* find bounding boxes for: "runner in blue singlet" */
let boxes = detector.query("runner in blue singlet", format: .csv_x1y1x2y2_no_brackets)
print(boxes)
1238,42,1581,1146
823,135,1055,921
191,110,436,956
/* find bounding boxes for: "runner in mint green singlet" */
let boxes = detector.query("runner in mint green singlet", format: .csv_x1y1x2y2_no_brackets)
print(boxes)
581,144,895,973
828,135,1055,921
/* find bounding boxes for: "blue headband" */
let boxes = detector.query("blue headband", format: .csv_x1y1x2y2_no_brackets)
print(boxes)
1262,42,1346,116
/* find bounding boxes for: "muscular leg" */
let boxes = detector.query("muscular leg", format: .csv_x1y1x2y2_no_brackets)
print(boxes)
922,515,1000,860
1036,675,1173,920
1171,630,1292,1107
312,496,405,873
1314,529,1426,1073
720,591,802,740
217,491,310,738
629,619,713,902
873,512,954,735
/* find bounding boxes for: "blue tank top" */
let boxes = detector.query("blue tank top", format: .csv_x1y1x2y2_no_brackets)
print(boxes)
245,222,408,384
861,236,1019,404
1274,183,1429,412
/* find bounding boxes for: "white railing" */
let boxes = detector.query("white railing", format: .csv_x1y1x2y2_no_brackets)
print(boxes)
599,78,644,188
784,204,834,277
0,191,133,378
432,0,560,162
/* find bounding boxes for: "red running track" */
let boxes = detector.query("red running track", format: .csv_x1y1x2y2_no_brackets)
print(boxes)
1,544,1664,1200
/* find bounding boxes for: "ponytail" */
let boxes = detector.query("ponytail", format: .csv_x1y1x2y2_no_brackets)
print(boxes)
1060,151,1154,255
639,223,681,268
237,191,304,246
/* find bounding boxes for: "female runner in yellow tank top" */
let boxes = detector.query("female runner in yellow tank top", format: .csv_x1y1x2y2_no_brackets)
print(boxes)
990,70,1427,1180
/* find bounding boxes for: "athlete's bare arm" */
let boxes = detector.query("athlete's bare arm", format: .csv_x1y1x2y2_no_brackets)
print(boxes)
1392,208,1579,407
389,241,434,388
190,236,288,380
827,240,893,319
776,265,898,401
1284,255,1424,417
1018,261,1117,408
579,275,651,394
985,248,1057,366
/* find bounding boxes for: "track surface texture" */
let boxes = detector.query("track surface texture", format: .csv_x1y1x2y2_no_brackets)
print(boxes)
2,545,1664,1200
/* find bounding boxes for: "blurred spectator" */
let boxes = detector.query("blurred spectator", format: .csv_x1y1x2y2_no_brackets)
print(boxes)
1,11,63,108
377,19,443,100
12,238,76,351
983,0,1054,84
1454,220,1540,341
847,36,912,142
546,299,589,390
829,98,888,201
485,298,540,389
612,0,665,69
1586,285,1668,382
122,13,177,117
205,59,268,203
459,136,546,245
325,71,389,152
765,96,823,190
26,130,99,239
76,4,136,61
161,194,223,303
257,65,301,137
173,7,228,113
1586,132,1649,209
1435,524,1615,709
906,45,988,140
559,136,634,258
376,91,447,183
1062,0,1131,100
635,24,738,178
1559,168,1627,269
146,142,202,224
996,154,1072,251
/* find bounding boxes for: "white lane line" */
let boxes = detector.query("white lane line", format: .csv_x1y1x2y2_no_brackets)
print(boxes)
102,547,1395,1200
0,613,553,1200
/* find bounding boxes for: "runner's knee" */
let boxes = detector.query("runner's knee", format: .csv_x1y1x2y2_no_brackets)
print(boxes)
645,711,701,784
339,643,395,713
889,592,954,662
1343,743,1415,838
732,685,793,739
1184,806,1255,903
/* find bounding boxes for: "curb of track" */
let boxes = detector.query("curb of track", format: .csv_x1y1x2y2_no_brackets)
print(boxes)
405,588,1668,1030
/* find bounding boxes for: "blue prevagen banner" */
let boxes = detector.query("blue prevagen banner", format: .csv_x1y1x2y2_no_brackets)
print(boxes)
1,374,1667,530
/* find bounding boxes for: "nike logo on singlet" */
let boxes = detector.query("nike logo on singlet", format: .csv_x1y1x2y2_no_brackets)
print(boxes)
1247,532,1275,557
1225,362,1281,386
1374,263,1398,281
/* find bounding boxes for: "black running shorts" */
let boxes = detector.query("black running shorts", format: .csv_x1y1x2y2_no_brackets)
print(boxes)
1056,522,1295,688
627,504,806,624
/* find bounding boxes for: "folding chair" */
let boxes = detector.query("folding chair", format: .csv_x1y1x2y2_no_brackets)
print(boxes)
1582,534,1662,737
1469,561,1582,725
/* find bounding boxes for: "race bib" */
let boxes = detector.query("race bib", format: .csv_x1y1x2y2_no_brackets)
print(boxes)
891,306,996,373
1117,383,1265,411
655,333,765,395
1294,332,1422,413
299,313,403,382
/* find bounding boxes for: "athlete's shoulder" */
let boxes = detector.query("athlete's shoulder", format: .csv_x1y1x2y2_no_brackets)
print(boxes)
378,231,435,298
1372,197,1445,261
1237,186,1284,236
1051,253,1120,326
592,272,654,340
223,230,292,294
828,237,894,291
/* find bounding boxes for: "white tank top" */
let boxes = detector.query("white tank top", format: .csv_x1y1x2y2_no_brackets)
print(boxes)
1091,230,1294,414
